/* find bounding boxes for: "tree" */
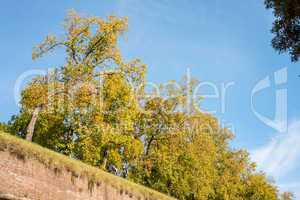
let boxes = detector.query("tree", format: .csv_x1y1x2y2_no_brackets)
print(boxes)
15,10,145,171
21,77,49,141
265,0,300,62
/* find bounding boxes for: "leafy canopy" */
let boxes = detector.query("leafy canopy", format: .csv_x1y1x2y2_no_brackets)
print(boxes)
265,0,300,62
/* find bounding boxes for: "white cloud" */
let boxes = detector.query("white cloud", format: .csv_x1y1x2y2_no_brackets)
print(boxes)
251,120,300,198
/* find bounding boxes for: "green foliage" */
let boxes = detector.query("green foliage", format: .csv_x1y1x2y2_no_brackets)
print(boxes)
243,174,279,200
6,10,286,199
265,0,300,62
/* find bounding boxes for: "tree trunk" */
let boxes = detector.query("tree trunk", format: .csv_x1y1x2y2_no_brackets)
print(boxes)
101,149,109,169
145,136,154,155
26,106,41,141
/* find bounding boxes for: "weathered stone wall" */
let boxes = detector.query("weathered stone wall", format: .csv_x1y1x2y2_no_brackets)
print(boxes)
0,151,138,200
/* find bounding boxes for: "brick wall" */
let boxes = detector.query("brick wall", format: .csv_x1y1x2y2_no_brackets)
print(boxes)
0,151,140,200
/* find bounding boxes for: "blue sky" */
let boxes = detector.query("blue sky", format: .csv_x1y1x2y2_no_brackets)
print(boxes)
0,0,299,197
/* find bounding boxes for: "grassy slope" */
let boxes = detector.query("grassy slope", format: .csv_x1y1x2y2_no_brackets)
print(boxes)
0,132,175,200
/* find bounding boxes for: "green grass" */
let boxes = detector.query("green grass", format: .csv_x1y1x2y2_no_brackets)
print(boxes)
0,132,176,200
